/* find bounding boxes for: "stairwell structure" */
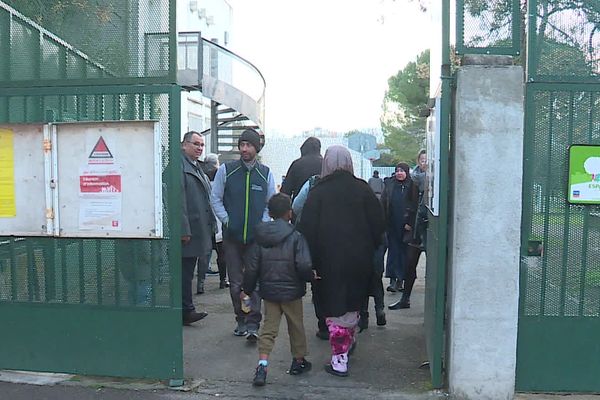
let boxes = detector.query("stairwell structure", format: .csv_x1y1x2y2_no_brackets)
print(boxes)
177,32,265,159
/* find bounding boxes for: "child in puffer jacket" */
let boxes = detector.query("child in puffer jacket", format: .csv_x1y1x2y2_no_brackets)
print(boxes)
242,193,314,387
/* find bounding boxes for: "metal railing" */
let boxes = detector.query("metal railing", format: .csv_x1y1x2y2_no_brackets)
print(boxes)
176,32,266,130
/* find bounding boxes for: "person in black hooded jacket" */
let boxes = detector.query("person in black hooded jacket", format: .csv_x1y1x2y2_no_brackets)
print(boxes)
242,193,314,386
281,137,322,200
380,162,419,298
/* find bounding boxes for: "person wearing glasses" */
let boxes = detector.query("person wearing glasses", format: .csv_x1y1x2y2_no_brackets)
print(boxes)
180,131,215,325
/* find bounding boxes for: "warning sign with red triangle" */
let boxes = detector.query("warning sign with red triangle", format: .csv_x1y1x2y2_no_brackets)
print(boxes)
88,136,114,163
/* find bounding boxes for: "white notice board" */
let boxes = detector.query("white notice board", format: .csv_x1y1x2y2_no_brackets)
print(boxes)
54,121,163,238
426,98,441,217
0,124,47,236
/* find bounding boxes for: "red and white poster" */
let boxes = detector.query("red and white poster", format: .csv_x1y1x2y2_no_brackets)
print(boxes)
78,136,122,231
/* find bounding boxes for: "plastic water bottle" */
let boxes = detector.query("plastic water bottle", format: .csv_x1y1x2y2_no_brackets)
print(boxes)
241,294,251,314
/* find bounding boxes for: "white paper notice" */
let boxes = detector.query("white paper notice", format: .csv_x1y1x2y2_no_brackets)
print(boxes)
78,164,123,231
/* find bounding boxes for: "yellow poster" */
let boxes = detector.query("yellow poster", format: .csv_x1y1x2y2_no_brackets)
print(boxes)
0,128,16,217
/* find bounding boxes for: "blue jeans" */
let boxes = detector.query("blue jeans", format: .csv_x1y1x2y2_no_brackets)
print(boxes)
385,231,406,281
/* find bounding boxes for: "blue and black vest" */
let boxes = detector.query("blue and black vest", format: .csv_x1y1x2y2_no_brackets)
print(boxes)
223,160,270,244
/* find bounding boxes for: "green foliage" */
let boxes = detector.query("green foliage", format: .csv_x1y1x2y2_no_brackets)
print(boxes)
538,39,596,77
372,152,397,167
381,50,430,164
385,50,430,117
381,118,424,164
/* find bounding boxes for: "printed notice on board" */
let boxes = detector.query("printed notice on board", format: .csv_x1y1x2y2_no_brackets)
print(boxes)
0,128,16,217
79,136,123,230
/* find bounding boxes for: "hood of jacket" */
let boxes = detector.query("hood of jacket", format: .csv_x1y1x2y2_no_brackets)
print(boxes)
300,137,321,157
255,219,295,247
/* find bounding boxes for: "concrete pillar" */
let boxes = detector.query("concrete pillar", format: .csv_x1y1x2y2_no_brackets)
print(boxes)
447,59,524,400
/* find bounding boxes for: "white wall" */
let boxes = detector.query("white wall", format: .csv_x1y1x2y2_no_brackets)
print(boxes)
447,64,524,400
259,137,372,188
177,0,232,42
178,0,233,153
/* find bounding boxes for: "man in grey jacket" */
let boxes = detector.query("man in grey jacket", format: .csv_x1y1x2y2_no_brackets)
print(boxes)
368,170,384,199
181,131,215,325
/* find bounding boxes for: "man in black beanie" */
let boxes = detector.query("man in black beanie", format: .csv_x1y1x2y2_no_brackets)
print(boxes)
211,129,276,342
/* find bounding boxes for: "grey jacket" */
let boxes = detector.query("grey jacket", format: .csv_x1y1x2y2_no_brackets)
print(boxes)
242,219,313,302
181,152,216,258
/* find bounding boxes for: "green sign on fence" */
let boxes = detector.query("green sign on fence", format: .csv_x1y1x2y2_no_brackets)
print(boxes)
568,144,600,204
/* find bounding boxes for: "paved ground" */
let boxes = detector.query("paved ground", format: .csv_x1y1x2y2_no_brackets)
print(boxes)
181,256,433,398
2,255,599,399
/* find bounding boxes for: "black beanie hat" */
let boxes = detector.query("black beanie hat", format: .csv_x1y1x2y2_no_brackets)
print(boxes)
238,129,261,152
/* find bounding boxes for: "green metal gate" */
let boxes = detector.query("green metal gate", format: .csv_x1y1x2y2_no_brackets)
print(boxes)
423,0,452,388
425,0,523,387
0,1,184,380
516,0,600,391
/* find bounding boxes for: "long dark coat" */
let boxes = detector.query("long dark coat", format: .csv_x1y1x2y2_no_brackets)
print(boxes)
181,152,215,258
297,170,385,317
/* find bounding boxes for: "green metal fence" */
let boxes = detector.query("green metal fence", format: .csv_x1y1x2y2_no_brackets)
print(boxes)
517,83,600,392
516,0,600,392
0,84,183,380
0,0,184,380
525,0,599,83
456,0,521,56
438,0,599,392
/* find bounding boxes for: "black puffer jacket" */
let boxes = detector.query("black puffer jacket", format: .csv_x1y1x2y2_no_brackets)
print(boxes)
243,219,313,302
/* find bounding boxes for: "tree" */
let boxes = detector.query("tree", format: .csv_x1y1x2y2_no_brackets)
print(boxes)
380,50,430,164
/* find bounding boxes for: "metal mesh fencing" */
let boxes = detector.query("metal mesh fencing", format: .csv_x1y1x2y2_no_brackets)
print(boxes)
0,0,174,85
0,88,177,308
456,0,521,55
522,87,600,317
0,238,172,307
527,0,600,82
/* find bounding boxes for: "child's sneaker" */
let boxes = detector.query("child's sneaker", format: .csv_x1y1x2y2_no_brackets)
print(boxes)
253,364,267,386
288,358,312,375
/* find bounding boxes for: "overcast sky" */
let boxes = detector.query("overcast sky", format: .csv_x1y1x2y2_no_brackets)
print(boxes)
227,0,432,136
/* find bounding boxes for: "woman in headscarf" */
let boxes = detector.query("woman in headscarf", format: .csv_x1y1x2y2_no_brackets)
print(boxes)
380,162,419,299
297,145,385,377
388,151,427,309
